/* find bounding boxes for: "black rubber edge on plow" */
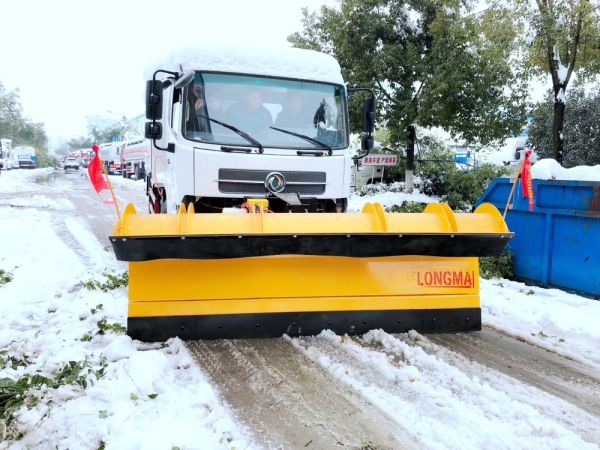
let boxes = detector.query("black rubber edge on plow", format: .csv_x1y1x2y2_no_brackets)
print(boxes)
110,233,512,261
127,308,481,342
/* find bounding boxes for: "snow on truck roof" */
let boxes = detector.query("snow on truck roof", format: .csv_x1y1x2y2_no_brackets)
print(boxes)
144,44,344,85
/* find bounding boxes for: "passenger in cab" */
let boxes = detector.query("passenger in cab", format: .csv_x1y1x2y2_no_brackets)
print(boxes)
193,84,223,119
224,88,272,134
186,83,209,133
274,94,310,128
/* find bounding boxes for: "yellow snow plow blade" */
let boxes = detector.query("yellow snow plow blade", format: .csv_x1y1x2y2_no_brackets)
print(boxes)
109,201,512,341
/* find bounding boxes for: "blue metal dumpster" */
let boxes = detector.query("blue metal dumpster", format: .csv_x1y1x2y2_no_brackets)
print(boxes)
475,178,600,298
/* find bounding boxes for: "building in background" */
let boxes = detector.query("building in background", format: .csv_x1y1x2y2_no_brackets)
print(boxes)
86,113,120,133
128,113,146,137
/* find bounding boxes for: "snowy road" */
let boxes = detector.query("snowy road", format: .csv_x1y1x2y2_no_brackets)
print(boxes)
426,328,600,420
1,168,599,449
187,338,417,449
187,327,600,449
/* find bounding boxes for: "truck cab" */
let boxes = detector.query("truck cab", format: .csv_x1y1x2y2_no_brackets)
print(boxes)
143,45,375,214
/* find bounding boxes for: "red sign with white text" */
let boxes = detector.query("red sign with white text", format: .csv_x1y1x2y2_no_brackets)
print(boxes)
362,155,398,166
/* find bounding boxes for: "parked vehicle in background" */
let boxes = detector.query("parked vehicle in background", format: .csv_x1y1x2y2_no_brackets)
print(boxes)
504,137,538,167
63,157,80,171
14,146,36,168
351,161,384,191
351,153,398,191
79,149,93,167
449,143,478,172
121,138,148,180
98,142,122,175
0,139,16,170
67,149,89,167
11,149,19,168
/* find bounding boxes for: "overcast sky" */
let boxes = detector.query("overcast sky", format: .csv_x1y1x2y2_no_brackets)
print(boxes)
1,0,336,145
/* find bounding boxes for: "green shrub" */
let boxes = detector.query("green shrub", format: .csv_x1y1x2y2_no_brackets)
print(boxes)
413,141,456,197
0,266,18,286
443,163,511,211
36,151,61,169
480,251,514,280
81,271,128,292
0,359,107,431
387,201,427,213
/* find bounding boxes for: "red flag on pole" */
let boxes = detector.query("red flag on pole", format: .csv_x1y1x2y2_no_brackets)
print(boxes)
88,144,115,205
520,150,534,212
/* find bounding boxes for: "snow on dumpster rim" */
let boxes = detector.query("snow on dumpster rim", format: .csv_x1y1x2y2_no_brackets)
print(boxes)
532,158,600,182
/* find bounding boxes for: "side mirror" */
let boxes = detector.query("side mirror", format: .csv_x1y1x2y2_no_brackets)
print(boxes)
146,80,163,120
145,122,162,140
362,97,376,134
174,70,195,89
361,134,374,151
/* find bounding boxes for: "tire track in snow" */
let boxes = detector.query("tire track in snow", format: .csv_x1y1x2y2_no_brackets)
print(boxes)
422,329,600,433
187,338,419,450
0,183,117,273
48,211,121,273
389,330,600,446
289,330,600,450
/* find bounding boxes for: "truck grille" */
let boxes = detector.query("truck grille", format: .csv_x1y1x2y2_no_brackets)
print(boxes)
218,169,326,196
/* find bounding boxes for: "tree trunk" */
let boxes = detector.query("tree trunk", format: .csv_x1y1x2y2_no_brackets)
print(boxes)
552,86,566,165
405,125,416,194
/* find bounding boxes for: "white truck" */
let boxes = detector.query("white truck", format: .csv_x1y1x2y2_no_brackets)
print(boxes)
0,139,16,170
98,142,122,175
120,138,148,180
351,161,385,191
503,137,538,167
109,44,513,341
14,146,36,168
143,44,375,214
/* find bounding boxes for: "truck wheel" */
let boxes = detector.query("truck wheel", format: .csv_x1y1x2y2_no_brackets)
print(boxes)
122,168,127,178
135,165,141,181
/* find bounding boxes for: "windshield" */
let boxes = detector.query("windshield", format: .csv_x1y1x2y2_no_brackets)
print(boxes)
183,73,348,149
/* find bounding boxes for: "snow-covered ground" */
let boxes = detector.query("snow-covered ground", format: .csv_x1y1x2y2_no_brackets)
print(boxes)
0,166,599,449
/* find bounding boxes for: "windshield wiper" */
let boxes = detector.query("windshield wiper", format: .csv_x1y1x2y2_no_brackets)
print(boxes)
270,126,332,156
197,114,263,154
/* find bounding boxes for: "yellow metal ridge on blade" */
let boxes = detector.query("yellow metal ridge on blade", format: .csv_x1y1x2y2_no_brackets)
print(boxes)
128,295,480,318
113,201,510,237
